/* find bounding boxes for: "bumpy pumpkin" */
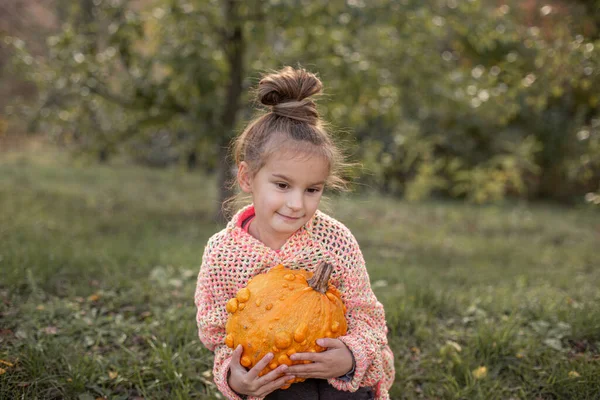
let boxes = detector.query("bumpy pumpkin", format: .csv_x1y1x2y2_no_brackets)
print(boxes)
224,262,347,389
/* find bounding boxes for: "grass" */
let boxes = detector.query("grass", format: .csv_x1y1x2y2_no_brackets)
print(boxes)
1,147,599,399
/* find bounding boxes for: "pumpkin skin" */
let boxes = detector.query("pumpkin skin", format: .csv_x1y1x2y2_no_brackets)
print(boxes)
224,263,347,389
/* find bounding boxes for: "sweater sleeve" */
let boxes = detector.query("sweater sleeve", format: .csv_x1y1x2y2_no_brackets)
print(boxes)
195,241,247,400
326,229,395,398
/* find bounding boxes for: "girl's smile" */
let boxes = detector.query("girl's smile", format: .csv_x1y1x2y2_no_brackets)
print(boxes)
277,213,302,221
238,148,329,250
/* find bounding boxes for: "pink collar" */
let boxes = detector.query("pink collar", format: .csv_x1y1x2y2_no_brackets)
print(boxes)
235,206,286,252
236,206,256,233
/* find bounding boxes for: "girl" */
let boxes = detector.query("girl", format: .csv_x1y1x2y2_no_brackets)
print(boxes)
195,67,395,399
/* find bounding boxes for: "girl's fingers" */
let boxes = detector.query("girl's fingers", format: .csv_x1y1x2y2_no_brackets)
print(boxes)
315,338,342,349
290,351,321,363
258,363,289,385
286,364,319,378
247,352,274,379
229,345,244,371
259,374,296,397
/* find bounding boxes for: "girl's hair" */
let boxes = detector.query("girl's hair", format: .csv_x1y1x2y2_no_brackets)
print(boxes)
232,66,348,191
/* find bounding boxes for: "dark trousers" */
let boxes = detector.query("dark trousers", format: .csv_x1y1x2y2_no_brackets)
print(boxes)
265,379,374,400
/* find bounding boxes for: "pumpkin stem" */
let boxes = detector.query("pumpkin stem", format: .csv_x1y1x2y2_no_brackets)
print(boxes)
307,262,333,294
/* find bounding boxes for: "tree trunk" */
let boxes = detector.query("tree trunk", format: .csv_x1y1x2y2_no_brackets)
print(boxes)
98,148,109,163
215,0,245,223
186,150,197,170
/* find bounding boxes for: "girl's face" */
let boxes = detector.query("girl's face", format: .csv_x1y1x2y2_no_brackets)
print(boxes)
238,149,329,250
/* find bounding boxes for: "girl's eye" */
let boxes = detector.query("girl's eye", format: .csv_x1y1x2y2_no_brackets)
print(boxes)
276,182,288,189
307,187,322,194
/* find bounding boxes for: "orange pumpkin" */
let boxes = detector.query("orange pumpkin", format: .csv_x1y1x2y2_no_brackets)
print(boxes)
224,262,347,389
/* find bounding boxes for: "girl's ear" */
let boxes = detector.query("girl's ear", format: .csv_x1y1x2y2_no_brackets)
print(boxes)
237,161,253,193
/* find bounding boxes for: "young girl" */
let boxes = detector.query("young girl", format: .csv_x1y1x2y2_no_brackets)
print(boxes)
195,67,395,399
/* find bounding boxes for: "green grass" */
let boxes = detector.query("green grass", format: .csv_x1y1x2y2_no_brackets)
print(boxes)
1,148,599,399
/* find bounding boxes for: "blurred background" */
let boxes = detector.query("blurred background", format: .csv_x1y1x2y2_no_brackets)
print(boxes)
1,0,599,214
2,1,600,399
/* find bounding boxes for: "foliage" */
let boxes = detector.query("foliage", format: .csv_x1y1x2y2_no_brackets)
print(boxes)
3,0,600,205
344,0,600,204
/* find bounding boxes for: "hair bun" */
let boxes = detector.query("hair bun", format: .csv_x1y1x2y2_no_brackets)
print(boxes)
258,66,323,124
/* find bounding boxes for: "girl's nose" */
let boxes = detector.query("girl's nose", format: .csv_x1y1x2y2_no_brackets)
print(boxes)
286,191,303,210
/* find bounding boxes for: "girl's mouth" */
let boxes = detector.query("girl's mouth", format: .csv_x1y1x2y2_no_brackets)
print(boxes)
277,213,302,221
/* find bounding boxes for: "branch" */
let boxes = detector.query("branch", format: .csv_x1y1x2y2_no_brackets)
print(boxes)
104,111,180,149
86,76,188,115
87,84,136,110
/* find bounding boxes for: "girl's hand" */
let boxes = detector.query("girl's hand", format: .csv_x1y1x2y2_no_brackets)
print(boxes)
228,345,295,397
287,338,354,379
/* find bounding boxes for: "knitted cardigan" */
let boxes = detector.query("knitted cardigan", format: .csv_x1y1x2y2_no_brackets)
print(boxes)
195,205,395,400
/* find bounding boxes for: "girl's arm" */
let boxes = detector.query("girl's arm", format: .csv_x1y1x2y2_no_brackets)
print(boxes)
195,244,291,400
326,228,395,396
195,244,246,400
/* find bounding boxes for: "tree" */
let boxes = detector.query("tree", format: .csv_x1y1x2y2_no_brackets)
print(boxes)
6,0,600,208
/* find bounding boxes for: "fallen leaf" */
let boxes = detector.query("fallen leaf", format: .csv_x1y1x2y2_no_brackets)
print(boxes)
0,368,6,375
568,370,581,378
446,340,462,352
0,359,14,367
15,330,27,339
88,294,100,302
543,338,563,351
199,369,215,387
169,278,183,288
372,280,388,288
0,329,13,337
43,326,58,335
36,305,45,311
108,370,118,380
472,366,487,379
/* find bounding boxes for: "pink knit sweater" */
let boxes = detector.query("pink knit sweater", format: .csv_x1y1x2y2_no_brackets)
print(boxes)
195,205,395,399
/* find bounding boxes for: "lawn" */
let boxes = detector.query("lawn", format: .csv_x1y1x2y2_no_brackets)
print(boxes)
1,148,599,399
